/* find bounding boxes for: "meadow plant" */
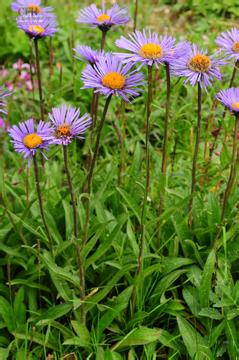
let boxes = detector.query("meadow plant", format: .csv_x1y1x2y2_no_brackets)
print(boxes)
2,0,239,358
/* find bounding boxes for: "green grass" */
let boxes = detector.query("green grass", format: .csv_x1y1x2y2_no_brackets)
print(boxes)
1,0,239,359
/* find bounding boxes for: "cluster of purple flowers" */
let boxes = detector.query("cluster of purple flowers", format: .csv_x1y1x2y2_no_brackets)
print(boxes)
9,105,92,161
13,0,57,39
7,0,239,164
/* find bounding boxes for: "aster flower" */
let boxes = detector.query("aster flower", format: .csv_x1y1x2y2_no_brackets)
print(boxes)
74,45,103,65
81,54,144,102
0,87,11,115
48,104,92,146
171,43,224,89
17,13,57,39
77,2,130,32
11,0,53,15
115,30,178,68
216,29,239,62
216,88,239,113
9,119,52,159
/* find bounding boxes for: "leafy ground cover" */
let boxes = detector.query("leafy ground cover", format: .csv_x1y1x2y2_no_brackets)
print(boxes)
1,0,239,359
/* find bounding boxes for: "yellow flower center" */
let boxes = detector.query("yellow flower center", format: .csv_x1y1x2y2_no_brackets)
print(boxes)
232,42,239,53
28,25,45,34
232,102,239,110
97,14,110,23
102,72,125,90
188,54,211,72
140,43,162,59
23,133,42,149
28,4,41,14
57,123,71,136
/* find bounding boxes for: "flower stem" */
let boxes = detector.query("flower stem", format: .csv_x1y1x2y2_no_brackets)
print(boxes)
158,63,171,230
34,39,44,121
208,60,239,161
83,95,112,245
189,82,202,228
221,114,239,221
62,145,86,324
63,145,78,239
133,0,138,32
137,65,152,275
33,155,53,254
101,31,107,51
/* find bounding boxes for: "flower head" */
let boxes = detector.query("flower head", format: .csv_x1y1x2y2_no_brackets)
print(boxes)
17,13,58,39
74,45,103,65
115,30,178,68
0,87,11,115
81,53,144,102
216,88,239,114
216,29,239,62
11,0,53,15
77,2,130,32
171,43,224,89
48,105,92,146
9,119,52,159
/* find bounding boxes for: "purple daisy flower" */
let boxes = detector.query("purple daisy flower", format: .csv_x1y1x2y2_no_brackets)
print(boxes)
77,1,130,32
74,45,103,65
115,30,178,68
216,28,239,62
81,53,144,102
0,87,11,115
17,13,58,39
171,43,224,89
9,119,52,160
216,88,239,113
48,104,92,146
11,0,53,15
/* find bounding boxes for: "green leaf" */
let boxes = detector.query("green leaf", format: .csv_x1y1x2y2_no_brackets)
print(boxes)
199,249,216,308
97,286,133,337
177,316,213,359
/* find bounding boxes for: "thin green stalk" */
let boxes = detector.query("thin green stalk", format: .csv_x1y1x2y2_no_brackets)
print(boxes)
137,65,152,275
83,95,112,246
158,63,171,225
101,31,107,51
208,60,239,161
62,145,85,324
189,82,202,228
221,114,239,221
33,155,53,254
63,145,78,238
133,0,138,32
34,39,44,121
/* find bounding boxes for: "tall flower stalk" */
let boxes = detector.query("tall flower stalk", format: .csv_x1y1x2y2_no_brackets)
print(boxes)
158,63,171,231
133,0,138,32
34,39,44,121
137,65,152,274
47,104,91,324
33,155,53,254
188,83,202,227
62,145,86,323
216,88,239,222
83,95,112,246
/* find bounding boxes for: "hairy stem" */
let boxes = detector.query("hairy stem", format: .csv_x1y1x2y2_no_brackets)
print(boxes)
158,63,171,225
221,114,239,221
34,39,44,121
189,82,202,228
62,145,86,324
83,95,112,246
33,155,53,254
137,65,152,275
133,0,138,32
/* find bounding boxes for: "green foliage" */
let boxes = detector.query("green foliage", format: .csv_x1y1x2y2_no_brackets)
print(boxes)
1,0,239,359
